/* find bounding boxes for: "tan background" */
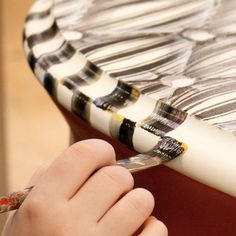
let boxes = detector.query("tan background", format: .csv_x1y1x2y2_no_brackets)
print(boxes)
1,0,69,230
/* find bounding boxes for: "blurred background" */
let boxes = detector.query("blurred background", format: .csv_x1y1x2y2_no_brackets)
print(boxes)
0,0,69,229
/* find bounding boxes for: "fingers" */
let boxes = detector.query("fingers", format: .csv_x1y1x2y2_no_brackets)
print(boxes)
26,162,50,187
2,163,51,235
98,188,155,236
138,216,168,236
69,165,134,222
31,139,116,199
6,139,168,236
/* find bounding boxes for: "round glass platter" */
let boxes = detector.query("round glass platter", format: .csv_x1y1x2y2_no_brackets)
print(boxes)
23,0,236,197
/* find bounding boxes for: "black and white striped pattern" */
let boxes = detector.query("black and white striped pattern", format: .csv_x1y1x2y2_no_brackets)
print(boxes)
23,0,236,154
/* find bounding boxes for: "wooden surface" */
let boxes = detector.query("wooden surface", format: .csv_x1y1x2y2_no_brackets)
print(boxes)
1,0,69,231
0,0,7,229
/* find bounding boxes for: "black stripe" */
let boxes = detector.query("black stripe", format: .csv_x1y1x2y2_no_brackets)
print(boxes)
62,79,77,90
60,60,102,90
188,59,236,79
110,52,180,77
28,53,37,70
72,91,91,121
26,9,51,21
140,101,187,136
63,71,96,89
119,118,136,147
157,102,187,123
85,61,102,75
141,121,171,136
44,73,56,97
78,0,194,31
144,10,202,30
170,78,234,106
144,136,185,160
93,81,139,111
191,98,236,116
27,21,58,48
80,36,148,55
100,0,145,11
187,42,236,72
95,38,175,65
196,101,236,119
176,82,236,110
38,42,75,70
62,76,87,90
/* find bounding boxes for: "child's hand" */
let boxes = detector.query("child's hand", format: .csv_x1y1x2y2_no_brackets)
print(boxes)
2,139,167,236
